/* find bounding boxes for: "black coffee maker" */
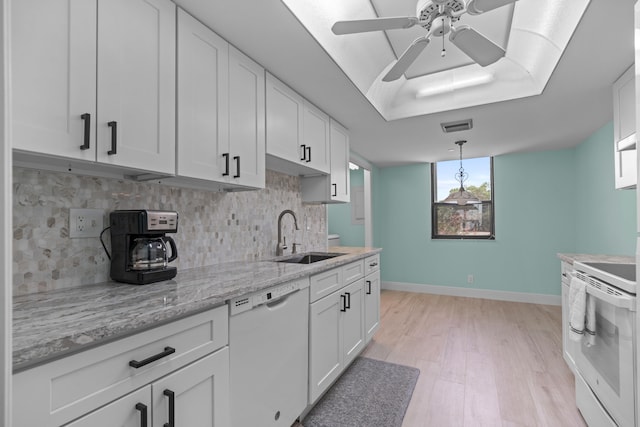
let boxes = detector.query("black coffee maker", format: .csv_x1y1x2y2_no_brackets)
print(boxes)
109,210,179,285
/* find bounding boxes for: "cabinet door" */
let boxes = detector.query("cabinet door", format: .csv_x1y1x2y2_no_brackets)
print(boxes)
613,65,637,189
12,0,97,160
309,291,342,403
97,0,176,175
229,45,266,188
65,387,151,427
266,72,304,163
152,347,230,427
330,120,351,202
364,271,380,343
176,8,229,182
303,102,331,174
341,279,365,368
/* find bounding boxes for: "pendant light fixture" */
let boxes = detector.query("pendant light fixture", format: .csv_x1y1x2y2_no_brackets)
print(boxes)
443,140,481,205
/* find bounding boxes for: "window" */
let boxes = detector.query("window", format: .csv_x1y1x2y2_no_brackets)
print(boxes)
431,157,494,239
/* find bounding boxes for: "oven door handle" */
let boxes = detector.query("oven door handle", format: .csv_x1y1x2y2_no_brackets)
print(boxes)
580,278,636,311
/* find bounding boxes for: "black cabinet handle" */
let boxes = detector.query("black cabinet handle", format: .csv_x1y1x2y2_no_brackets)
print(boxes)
340,294,347,312
135,403,148,427
306,145,311,163
332,183,337,197
369,262,378,267
107,121,117,155
129,346,175,368
222,153,230,176
366,280,372,295
163,389,175,427
233,155,240,178
345,291,351,309
80,113,91,150
300,144,307,161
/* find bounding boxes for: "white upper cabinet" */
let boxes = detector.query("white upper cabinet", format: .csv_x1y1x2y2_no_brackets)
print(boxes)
228,45,265,188
302,102,331,174
12,0,97,161
266,72,304,164
176,9,230,183
612,64,636,189
329,120,351,202
96,0,176,174
266,72,330,176
176,9,264,189
12,0,177,176
301,119,351,203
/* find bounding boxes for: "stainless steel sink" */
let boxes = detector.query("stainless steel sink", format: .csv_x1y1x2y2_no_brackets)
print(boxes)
276,252,345,264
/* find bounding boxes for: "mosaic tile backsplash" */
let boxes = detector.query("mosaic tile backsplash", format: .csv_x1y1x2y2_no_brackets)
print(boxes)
13,168,327,295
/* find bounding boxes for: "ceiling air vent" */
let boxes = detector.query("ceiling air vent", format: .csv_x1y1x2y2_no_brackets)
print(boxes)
441,119,473,133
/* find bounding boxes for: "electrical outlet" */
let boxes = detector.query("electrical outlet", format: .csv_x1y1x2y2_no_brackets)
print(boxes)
467,274,474,284
69,208,104,238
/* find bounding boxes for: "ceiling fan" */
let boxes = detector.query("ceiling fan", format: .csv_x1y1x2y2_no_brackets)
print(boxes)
331,0,518,82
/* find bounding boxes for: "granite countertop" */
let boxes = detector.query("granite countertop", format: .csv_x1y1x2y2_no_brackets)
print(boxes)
13,246,381,372
557,253,635,265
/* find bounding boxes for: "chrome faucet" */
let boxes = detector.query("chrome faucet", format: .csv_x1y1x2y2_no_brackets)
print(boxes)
276,209,299,256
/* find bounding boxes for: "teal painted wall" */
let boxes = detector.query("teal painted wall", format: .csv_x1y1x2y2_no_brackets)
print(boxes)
328,168,365,247
372,122,637,296
574,122,636,255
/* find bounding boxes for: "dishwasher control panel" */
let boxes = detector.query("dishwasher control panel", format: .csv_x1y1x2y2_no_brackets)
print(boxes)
229,278,309,315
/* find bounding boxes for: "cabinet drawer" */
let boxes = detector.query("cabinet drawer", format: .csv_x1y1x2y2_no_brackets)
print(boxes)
343,260,365,284
364,254,380,275
310,267,343,303
13,305,228,427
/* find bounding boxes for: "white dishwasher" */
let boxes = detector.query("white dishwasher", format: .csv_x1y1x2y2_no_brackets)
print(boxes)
229,278,310,427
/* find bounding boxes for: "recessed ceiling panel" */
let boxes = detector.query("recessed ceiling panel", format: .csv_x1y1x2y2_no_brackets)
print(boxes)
370,0,514,78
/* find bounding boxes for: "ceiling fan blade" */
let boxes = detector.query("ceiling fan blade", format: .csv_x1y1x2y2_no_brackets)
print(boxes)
466,0,518,15
449,25,505,66
332,17,419,35
382,37,430,82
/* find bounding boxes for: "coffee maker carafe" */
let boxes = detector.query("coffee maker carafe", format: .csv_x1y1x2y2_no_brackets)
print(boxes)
109,210,179,284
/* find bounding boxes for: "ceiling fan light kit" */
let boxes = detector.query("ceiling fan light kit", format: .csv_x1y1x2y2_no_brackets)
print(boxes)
332,0,518,82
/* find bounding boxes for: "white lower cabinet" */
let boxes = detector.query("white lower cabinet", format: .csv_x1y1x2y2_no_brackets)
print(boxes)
364,270,380,343
152,347,230,427
341,279,366,367
308,261,366,404
13,306,229,427
364,254,381,343
65,386,151,427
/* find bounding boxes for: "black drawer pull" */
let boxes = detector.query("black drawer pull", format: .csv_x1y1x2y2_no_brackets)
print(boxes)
340,294,347,312
80,113,91,150
129,346,175,368
135,403,148,427
369,262,378,267
332,183,337,197
345,291,351,309
233,155,240,178
300,144,307,161
306,145,311,163
163,389,175,427
222,153,230,176
107,121,117,155
366,280,372,295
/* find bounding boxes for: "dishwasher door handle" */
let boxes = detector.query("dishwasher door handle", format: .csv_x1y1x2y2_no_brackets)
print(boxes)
265,289,300,310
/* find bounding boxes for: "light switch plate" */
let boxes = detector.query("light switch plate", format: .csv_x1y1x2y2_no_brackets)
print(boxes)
69,208,104,238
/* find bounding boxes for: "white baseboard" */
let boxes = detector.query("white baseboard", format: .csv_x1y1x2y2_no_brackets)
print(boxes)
382,281,562,306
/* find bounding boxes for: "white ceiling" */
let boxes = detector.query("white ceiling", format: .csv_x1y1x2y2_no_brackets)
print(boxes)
175,0,635,166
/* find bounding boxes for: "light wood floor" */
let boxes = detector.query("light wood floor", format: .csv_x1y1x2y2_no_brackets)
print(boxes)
359,290,587,427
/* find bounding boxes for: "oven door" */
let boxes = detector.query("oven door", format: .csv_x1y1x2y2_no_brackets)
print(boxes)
573,276,636,427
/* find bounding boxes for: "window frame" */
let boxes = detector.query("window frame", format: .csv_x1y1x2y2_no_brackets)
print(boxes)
431,157,495,240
